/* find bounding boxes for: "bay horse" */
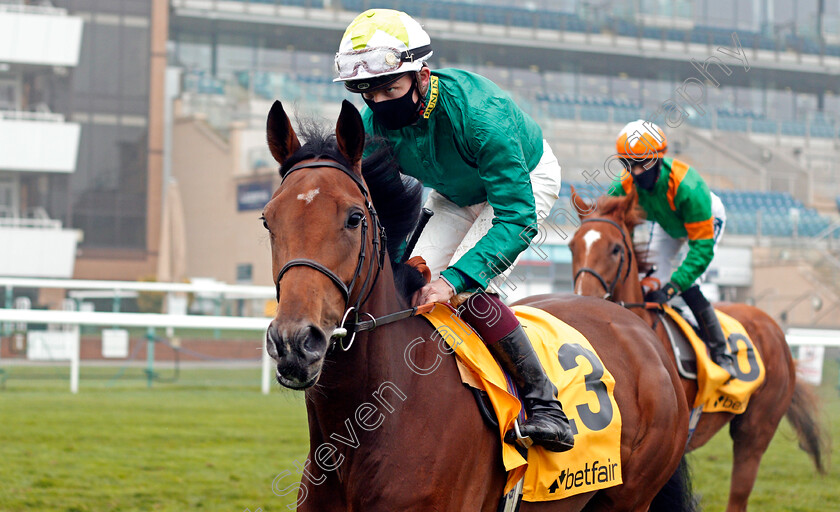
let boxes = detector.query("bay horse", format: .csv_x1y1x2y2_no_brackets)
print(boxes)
261,99,692,511
568,190,828,512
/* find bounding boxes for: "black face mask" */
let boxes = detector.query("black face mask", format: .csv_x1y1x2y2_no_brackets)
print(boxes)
363,79,423,130
631,159,661,191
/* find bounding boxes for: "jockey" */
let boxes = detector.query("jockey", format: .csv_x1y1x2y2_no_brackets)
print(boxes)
608,119,737,377
335,9,574,452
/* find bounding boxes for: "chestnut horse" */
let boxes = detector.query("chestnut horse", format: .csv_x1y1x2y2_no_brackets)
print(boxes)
568,191,828,512
261,100,691,511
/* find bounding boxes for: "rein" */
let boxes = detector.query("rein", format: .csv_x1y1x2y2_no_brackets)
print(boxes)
573,218,633,300
274,159,429,351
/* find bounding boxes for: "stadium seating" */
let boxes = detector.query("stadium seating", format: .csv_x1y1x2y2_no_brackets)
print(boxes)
547,186,835,239
220,0,840,58
183,71,226,96
715,190,835,238
535,91,837,139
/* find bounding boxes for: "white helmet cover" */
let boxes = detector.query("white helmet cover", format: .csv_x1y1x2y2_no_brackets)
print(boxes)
335,9,433,90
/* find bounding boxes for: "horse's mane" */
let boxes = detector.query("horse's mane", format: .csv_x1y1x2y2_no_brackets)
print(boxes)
280,120,425,299
590,192,655,275
362,137,426,299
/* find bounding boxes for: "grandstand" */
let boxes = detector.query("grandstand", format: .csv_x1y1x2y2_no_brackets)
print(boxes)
170,0,840,193
166,0,840,326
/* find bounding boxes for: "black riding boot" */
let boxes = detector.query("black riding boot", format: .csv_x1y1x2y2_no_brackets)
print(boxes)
488,326,576,452
682,285,737,378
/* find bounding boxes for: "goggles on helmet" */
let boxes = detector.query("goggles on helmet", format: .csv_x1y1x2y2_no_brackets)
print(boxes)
619,157,658,170
335,44,432,80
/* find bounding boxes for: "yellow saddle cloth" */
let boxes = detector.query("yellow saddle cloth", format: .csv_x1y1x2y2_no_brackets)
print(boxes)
422,303,623,502
662,306,766,413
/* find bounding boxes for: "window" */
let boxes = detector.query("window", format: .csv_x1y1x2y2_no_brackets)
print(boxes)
236,264,253,284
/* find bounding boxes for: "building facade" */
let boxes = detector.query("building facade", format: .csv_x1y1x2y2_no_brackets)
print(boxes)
0,0,168,281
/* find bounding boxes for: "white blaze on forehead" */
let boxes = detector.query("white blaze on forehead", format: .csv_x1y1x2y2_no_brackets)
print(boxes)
297,188,320,204
583,229,602,255
575,229,603,294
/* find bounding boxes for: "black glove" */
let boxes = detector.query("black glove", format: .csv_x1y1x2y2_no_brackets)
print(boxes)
644,282,678,305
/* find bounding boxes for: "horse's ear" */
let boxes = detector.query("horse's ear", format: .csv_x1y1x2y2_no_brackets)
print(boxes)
570,185,593,219
335,100,365,173
621,188,638,224
266,100,301,165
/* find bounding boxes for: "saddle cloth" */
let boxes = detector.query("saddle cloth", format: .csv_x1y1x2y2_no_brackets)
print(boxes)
662,305,766,413
421,303,622,502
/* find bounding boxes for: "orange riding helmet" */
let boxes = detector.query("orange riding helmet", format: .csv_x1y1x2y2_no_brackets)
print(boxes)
616,120,667,160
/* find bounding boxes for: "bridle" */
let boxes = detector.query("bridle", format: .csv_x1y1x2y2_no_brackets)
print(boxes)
274,160,387,350
272,159,433,352
573,218,633,300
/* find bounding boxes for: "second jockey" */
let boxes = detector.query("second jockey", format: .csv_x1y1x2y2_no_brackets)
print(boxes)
609,119,738,378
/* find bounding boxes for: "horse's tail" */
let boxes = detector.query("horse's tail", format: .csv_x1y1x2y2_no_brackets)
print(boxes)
786,377,830,474
648,455,697,512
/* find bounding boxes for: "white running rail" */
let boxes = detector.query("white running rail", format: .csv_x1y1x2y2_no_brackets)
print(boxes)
0,308,273,395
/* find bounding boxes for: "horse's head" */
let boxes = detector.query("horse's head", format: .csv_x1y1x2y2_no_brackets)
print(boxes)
568,187,642,300
261,100,383,389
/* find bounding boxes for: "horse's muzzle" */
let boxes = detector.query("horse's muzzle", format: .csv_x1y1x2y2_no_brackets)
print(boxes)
266,322,328,389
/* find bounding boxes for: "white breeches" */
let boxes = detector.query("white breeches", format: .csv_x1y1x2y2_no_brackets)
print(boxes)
410,140,563,288
644,192,726,289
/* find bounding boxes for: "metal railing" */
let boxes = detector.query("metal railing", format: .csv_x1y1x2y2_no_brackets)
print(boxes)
0,1,67,16
0,109,66,123
0,217,63,229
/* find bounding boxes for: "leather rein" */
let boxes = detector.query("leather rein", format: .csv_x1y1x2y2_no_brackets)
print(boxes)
274,159,432,352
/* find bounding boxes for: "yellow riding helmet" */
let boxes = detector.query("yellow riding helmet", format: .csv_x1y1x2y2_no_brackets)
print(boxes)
334,9,433,92
616,120,667,160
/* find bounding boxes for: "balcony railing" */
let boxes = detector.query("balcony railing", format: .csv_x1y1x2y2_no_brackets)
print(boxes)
0,110,65,123
0,207,63,230
0,1,67,16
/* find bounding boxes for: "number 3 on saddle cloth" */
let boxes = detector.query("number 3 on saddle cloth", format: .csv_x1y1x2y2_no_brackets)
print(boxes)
661,305,766,413
421,304,623,502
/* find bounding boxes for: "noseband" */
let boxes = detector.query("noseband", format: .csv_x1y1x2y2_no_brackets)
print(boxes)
274,160,387,349
573,218,633,300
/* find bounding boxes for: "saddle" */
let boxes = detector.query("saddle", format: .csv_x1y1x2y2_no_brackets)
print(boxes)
659,305,766,414
421,303,623,503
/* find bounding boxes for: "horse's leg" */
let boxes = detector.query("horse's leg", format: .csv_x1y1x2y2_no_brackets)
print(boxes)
295,459,346,512
723,420,774,512
717,305,796,512
724,383,792,512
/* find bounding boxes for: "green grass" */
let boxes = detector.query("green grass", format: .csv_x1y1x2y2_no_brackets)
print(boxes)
689,351,840,511
0,369,309,512
1,357,838,511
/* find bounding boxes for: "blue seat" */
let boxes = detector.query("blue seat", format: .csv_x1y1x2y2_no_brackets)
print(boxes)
781,121,807,136
810,124,835,138
751,119,777,134
581,105,609,122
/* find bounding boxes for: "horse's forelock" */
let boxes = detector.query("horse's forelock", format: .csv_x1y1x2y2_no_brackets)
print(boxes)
278,119,351,178
591,193,652,272
594,192,645,229
273,124,425,301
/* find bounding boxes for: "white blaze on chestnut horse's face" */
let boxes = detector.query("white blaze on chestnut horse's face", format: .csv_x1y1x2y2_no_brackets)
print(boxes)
575,228,603,294
583,228,602,256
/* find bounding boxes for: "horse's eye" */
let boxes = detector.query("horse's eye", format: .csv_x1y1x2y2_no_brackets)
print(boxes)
260,215,269,230
345,211,364,229
612,245,622,255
